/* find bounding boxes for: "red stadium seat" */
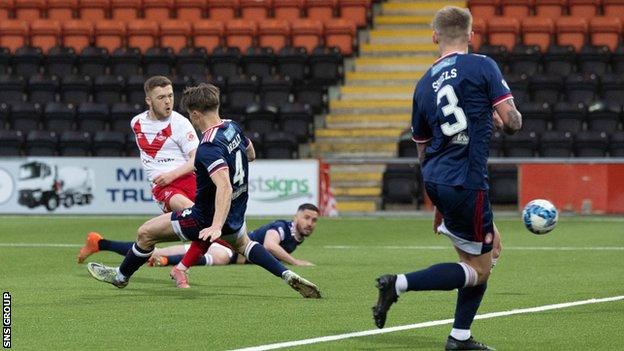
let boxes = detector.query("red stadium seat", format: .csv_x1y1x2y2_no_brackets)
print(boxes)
31,20,62,53
468,0,499,20
79,0,110,21
338,0,370,29
0,20,28,53
95,20,126,53
0,0,12,20
161,20,192,53
111,0,140,21
273,0,303,21
487,17,520,51
127,20,159,53
534,0,566,18
471,17,486,52
193,20,224,52
556,17,587,52
291,18,323,53
62,20,93,52
144,0,174,20
603,0,624,22
14,0,45,20
207,0,238,21
258,19,290,52
324,18,355,55
240,0,271,20
522,17,554,52
48,0,78,21
590,17,622,52
175,0,206,21
500,0,531,19
225,19,257,52
305,0,336,22
568,0,599,20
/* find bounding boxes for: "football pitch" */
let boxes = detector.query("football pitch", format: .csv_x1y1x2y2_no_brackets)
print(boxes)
1,215,623,350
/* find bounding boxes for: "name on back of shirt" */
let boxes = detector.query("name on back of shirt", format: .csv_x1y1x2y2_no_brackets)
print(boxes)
432,68,457,93
227,134,242,154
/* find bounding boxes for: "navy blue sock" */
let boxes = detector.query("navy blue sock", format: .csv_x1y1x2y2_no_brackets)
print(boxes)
245,242,287,277
166,255,206,266
453,283,487,329
98,240,134,256
119,243,153,278
405,263,466,291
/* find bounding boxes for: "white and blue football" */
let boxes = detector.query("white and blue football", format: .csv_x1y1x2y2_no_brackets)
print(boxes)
522,199,558,235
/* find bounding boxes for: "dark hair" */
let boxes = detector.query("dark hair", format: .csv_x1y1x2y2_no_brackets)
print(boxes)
298,203,319,213
180,83,220,113
143,76,172,95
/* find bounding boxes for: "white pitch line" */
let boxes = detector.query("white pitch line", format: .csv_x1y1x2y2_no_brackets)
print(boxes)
228,295,624,351
0,243,82,248
324,245,624,251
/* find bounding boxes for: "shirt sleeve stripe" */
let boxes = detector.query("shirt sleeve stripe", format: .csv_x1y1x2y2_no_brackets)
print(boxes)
209,164,228,176
492,93,513,107
207,159,225,172
412,136,433,144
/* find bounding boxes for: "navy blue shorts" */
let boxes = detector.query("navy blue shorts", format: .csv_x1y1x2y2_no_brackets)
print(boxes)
425,182,494,255
170,208,246,244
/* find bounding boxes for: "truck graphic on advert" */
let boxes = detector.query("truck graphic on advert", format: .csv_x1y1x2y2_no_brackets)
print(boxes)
17,161,95,211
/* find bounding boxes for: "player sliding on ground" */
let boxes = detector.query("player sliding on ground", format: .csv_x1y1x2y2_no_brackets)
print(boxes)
78,203,319,268
86,83,321,298
372,6,521,351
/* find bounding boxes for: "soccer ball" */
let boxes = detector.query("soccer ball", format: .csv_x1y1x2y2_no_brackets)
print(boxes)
522,199,558,235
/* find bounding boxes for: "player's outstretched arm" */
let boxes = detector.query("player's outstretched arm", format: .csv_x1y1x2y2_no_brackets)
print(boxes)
246,139,256,162
494,99,522,135
153,149,197,186
264,230,313,266
198,168,232,242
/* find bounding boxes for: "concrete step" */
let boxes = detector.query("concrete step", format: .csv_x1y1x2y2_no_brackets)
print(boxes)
334,186,381,197
374,15,434,26
331,171,382,182
360,43,438,56
313,141,397,153
316,128,404,138
330,164,386,173
339,85,414,100
325,113,410,129
355,56,434,72
369,28,433,44
330,99,412,114
336,200,377,212
318,151,397,158
332,180,381,188
381,1,465,16
345,71,424,85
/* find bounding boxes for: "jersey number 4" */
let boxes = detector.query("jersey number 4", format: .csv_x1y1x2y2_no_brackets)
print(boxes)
436,85,468,136
233,150,245,186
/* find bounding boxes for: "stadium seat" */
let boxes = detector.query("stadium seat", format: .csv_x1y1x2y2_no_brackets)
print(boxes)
291,19,324,53
586,102,621,132
0,20,29,53
13,46,43,77
175,0,205,21
30,20,62,53
58,130,91,156
506,73,529,105
338,0,370,29
76,101,109,132
25,130,57,155
79,0,110,21
242,46,274,78
0,101,9,128
614,46,624,73
565,73,598,104
468,0,499,19
192,21,224,53
508,44,541,75
240,0,270,20
522,17,554,52
324,19,356,56
309,45,342,84
542,44,575,76
60,74,92,104
144,0,173,20
604,0,624,21
488,164,517,204
471,18,486,52
48,0,77,21
244,103,277,134
276,46,307,81
111,0,140,21
244,129,263,157
504,130,538,157
126,131,139,156
14,0,45,20
589,17,622,52
258,19,291,53
62,20,93,53
534,0,566,18
110,102,142,132
540,130,574,157
93,75,124,103
568,0,599,19
94,20,126,54
263,130,298,158
293,80,326,113
160,20,192,53
487,17,520,51
519,101,551,132
226,19,257,53
476,44,507,70
0,74,25,103
279,102,313,141
0,0,12,20
397,130,418,157
77,46,108,78
273,0,303,21
110,46,141,76
176,46,208,77
125,75,146,104
44,102,76,132
0,130,23,156
226,75,258,111
530,74,563,104
381,164,420,208
260,75,291,108
143,46,175,76
11,102,42,131
93,130,126,156
489,130,504,157
127,20,159,53
575,131,609,157
578,45,611,75
0,47,9,75
601,74,624,105
556,17,587,52
45,46,76,77
305,0,337,22
500,0,531,18
28,74,59,104
552,101,586,132
207,0,238,21
609,131,624,156
171,75,192,109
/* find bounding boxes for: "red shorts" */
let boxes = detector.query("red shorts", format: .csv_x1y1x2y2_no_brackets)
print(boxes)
152,173,196,212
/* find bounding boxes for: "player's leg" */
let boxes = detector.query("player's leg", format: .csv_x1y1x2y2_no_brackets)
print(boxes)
151,243,232,266
77,232,136,263
167,193,194,212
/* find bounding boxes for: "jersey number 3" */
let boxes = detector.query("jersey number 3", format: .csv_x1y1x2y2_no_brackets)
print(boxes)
437,85,468,136
233,150,245,186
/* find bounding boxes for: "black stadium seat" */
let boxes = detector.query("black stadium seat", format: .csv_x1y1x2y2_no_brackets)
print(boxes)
76,102,109,132
227,75,258,111
110,102,143,133
294,80,326,113
176,47,209,77
506,73,529,105
93,131,126,156
45,46,76,77
530,74,563,104
279,102,314,142
489,131,504,157
260,75,292,108
13,46,43,77
210,46,241,79
58,130,91,156
28,74,59,104
0,47,10,75
540,131,574,157
578,45,611,75
110,47,142,76
242,46,275,78
609,132,624,156
44,102,76,132
309,46,343,85
0,74,25,103
552,102,586,132
0,103,10,129
398,129,418,157
601,75,624,106
126,75,147,104
504,130,538,157
575,131,609,157
611,45,624,74
507,44,541,76
587,102,621,132
93,75,125,104
276,46,308,82
565,73,598,104
0,130,23,156
60,74,92,104
489,165,518,205
77,46,108,78
143,46,175,76
10,102,42,131
244,103,277,134
543,45,576,76
381,164,421,209
519,101,551,132
126,132,140,157
476,44,507,71
263,130,298,159
25,130,57,156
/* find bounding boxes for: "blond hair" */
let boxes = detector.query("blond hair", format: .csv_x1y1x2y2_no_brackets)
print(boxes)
432,6,472,44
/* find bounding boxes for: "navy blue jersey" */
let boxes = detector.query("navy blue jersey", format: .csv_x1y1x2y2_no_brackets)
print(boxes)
411,52,512,190
192,120,249,233
248,220,302,254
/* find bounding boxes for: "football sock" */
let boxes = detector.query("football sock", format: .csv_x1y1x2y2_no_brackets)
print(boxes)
395,274,408,295
450,328,471,341
245,241,287,277
453,283,487,331
118,243,153,278
168,255,208,266
404,263,474,291
179,241,210,270
98,240,133,256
